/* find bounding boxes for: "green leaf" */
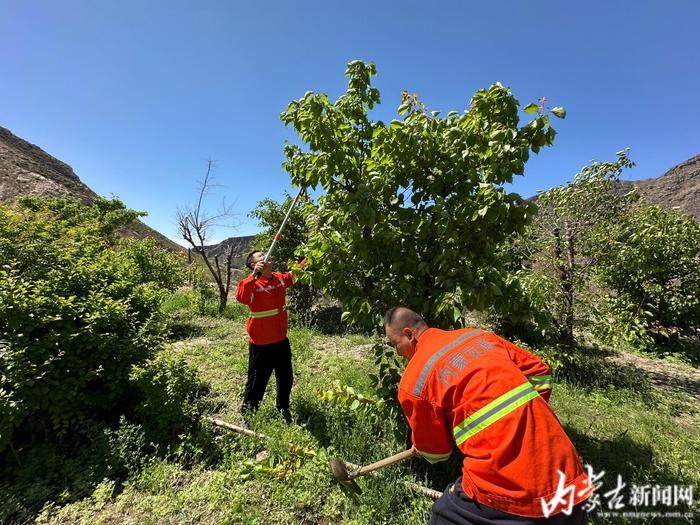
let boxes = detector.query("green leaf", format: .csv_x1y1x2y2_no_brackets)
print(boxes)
350,399,360,410
551,107,566,119
523,103,539,114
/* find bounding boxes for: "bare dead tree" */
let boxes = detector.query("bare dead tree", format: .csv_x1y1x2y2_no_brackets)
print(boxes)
176,160,238,313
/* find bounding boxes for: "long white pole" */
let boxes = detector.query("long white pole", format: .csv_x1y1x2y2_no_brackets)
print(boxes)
255,187,305,278
263,187,305,263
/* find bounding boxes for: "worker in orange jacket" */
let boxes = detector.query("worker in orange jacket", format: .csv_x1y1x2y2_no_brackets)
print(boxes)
384,307,591,524
236,250,303,422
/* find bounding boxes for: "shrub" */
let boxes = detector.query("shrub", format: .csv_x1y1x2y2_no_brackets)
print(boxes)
106,416,149,477
0,421,115,523
129,350,209,450
190,265,219,315
0,197,185,453
593,203,700,348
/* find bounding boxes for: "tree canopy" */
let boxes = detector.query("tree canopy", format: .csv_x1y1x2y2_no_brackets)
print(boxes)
281,60,565,327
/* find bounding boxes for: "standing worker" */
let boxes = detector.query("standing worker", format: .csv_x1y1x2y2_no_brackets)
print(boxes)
236,251,304,423
384,307,591,524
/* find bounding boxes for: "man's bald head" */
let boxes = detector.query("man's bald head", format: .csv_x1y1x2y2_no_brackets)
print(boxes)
383,307,427,332
384,307,428,360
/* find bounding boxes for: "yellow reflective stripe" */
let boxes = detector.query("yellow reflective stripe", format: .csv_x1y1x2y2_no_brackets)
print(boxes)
416,449,451,464
249,308,281,318
527,374,553,391
453,382,538,445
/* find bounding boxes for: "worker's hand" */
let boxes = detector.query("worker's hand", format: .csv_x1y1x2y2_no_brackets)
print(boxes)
290,257,308,278
410,445,420,458
252,261,265,275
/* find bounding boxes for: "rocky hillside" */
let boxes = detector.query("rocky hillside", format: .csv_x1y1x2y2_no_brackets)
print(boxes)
620,154,700,220
203,235,256,260
194,235,255,269
0,126,182,251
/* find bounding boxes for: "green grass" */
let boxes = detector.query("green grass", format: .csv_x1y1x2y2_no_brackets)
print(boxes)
12,291,700,524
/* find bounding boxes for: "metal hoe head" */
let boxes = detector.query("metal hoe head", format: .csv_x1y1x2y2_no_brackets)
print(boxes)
328,457,362,494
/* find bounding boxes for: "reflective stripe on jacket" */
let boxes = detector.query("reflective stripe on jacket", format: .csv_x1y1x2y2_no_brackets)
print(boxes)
398,328,590,518
235,272,293,345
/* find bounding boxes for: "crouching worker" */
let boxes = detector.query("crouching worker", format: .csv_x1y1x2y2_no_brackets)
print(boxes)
236,251,304,423
384,307,591,524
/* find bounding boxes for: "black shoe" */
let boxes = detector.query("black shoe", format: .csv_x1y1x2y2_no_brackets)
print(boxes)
279,409,292,424
240,404,256,429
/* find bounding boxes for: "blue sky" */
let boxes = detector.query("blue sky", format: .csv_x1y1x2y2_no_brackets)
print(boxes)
2,1,699,242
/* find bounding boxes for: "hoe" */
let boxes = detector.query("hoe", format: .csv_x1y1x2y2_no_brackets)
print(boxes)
328,448,415,494
208,418,442,500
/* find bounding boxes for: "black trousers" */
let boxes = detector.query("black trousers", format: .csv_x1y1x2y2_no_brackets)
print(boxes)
429,477,587,525
242,337,293,412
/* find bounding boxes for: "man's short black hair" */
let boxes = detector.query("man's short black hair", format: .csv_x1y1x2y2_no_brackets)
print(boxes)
246,250,263,270
384,307,426,330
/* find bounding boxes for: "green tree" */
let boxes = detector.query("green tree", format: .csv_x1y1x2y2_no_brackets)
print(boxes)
594,203,700,347
0,197,184,452
512,151,636,345
249,194,319,326
281,61,564,328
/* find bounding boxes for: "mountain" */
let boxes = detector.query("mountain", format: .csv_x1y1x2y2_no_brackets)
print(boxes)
0,126,182,251
196,235,257,268
620,154,700,220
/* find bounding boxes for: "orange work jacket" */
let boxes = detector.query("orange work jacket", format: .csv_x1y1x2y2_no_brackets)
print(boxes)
398,328,591,517
235,271,293,345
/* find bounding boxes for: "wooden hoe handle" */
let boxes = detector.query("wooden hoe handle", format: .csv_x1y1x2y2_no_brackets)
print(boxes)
350,448,414,479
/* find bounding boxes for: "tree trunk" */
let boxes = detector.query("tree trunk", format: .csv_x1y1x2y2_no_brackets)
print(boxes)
218,286,228,313
554,225,575,346
563,222,575,345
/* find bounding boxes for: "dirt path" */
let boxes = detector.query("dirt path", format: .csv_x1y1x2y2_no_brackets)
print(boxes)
610,351,700,406
312,337,374,361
